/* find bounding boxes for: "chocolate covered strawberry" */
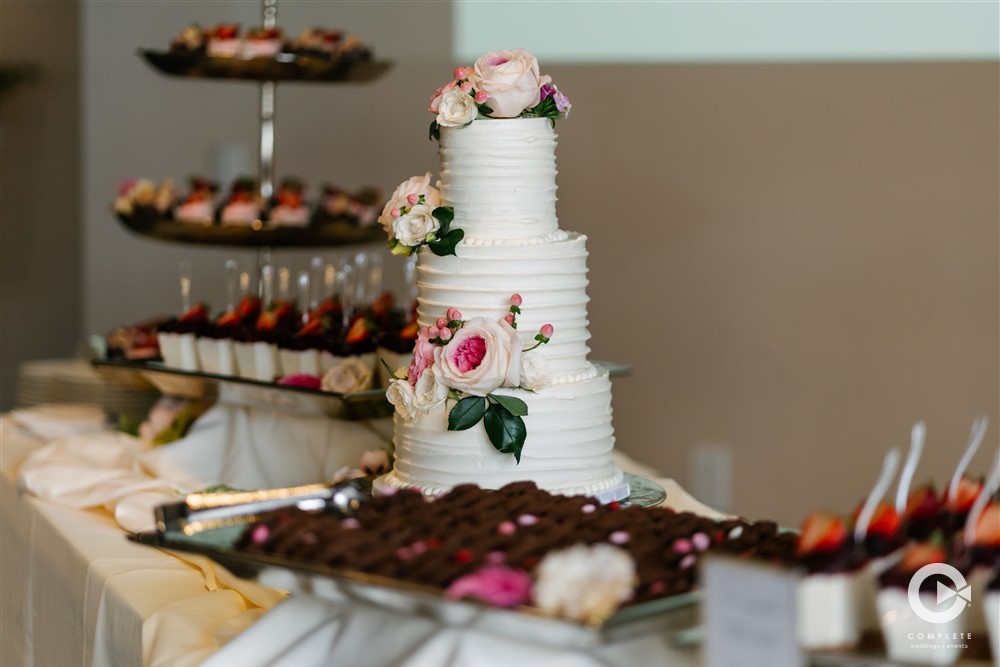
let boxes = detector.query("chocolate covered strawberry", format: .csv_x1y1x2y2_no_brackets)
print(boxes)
236,295,262,323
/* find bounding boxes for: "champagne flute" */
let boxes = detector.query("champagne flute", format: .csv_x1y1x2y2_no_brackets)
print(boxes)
298,270,310,324
179,261,192,313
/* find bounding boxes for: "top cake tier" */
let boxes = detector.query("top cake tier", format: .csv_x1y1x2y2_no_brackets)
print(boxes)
438,118,559,242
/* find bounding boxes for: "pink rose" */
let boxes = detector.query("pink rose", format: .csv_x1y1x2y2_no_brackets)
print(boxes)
444,565,532,609
433,317,521,396
377,173,442,237
469,48,552,118
407,330,437,386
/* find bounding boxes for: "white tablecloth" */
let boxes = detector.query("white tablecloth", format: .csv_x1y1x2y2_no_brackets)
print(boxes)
2,404,710,666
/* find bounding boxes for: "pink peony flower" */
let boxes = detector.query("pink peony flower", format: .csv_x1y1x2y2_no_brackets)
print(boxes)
407,330,437,386
277,374,323,390
444,565,532,609
451,334,487,373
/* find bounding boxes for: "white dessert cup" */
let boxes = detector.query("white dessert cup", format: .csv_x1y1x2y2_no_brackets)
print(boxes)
797,572,861,650
196,337,237,376
967,566,993,634
376,348,412,388
241,39,282,59
234,341,280,382
207,38,241,58
877,588,967,666
985,589,999,666
157,332,200,371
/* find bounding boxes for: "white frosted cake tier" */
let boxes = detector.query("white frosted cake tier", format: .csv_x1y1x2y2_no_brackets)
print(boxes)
439,118,559,242
380,371,628,501
416,232,592,379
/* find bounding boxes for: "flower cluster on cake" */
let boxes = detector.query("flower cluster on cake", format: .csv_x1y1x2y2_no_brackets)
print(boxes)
374,49,628,504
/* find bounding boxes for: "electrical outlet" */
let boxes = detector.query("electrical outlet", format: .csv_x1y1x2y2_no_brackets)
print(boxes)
690,444,733,512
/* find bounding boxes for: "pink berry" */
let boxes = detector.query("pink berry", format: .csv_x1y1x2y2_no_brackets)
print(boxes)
460,81,472,93
504,313,515,325
453,66,467,80
509,293,522,307
439,328,452,341
390,207,400,218
497,520,516,535
673,538,692,554
446,307,462,321
540,323,554,338
428,325,440,339
609,530,630,545
250,524,270,545
436,317,448,329
406,194,419,206
474,90,488,104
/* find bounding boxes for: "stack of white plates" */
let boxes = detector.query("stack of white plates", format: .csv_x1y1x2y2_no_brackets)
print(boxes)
17,358,161,420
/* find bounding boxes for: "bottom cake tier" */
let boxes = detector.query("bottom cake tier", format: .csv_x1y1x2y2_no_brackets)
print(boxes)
378,369,629,503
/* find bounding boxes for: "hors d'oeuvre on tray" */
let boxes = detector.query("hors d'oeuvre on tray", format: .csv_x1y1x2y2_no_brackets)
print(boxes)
173,176,218,225
268,178,310,228
242,27,284,59
157,303,209,371
219,178,264,227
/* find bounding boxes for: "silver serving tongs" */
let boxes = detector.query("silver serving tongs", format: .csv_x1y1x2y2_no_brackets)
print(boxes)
155,477,371,535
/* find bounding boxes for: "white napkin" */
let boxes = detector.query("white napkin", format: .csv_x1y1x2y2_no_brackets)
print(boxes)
9,403,110,440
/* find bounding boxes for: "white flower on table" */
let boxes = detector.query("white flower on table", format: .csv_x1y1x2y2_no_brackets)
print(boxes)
320,357,373,394
533,543,636,622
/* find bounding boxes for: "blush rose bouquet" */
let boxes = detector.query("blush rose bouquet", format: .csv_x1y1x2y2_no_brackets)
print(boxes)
378,175,462,257
427,49,571,140
384,294,554,463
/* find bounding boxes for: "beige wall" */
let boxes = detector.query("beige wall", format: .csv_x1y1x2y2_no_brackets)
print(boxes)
15,2,993,526
1,1,81,410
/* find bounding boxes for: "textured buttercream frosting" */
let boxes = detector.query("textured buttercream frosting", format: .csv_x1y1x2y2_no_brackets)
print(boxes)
383,116,627,501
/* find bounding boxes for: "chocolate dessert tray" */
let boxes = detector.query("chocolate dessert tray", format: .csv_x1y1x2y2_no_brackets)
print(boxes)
115,211,384,247
93,359,392,420
140,49,391,83
130,477,694,650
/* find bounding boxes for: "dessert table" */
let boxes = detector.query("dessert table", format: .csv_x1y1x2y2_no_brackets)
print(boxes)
1,403,714,667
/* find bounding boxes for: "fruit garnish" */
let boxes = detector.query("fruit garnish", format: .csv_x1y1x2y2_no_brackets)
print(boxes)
399,321,419,340
310,296,342,321
853,502,901,539
971,503,1000,546
345,318,370,344
370,291,395,318
270,299,295,320
796,511,847,556
215,310,241,328
214,24,240,40
236,295,262,321
946,476,983,513
298,317,326,336
905,484,941,520
178,303,209,323
900,541,947,572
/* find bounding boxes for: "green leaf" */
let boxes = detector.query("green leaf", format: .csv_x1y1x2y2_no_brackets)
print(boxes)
484,404,527,463
448,395,487,431
477,103,494,116
429,120,441,141
490,393,528,417
429,228,464,257
433,206,454,227
380,357,402,381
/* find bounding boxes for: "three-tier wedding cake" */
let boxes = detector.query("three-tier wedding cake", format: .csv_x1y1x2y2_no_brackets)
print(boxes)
375,49,629,502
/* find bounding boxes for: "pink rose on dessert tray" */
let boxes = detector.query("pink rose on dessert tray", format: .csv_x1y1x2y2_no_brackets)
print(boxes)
470,48,551,118
444,565,532,608
377,173,442,236
407,329,437,386
433,317,522,396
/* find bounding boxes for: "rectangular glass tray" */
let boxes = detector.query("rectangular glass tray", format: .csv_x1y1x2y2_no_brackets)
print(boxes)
130,518,698,648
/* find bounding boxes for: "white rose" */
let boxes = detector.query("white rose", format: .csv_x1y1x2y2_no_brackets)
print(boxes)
386,378,418,421
392,204,440,247
321,356,373,394
377,172,442,235
469,49,551,118
533,544,637,622
519,351,550,390
433,317,522,396
413,365,449,412
435,87,478,127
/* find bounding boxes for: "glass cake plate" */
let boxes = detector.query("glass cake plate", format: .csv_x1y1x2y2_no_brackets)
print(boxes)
129,475,691,649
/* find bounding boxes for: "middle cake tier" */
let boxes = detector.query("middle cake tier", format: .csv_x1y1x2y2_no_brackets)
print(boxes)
416,231,592,380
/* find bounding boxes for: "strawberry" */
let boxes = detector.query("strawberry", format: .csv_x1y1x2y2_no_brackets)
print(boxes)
345,318,370,344
214,24,239,40
236,295,262,321
971,503,1000,546
310,296,341,321
298,317,326,337
399,321,419,340
900,541,947,572
215,310,241,328
796,511,847,556
370,291,395,319
178,303,209,323
905,484,941,520
270,299,295,321
945,476,983,513
256,310,279,331
865,503,902,539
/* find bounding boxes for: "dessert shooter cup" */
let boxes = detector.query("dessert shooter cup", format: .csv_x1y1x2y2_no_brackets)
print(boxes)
797,572,862,650
234,341,281,382
157,332,200,371
277,347,322,378
985,588,999,665
877,588,967,666
196,337,238,376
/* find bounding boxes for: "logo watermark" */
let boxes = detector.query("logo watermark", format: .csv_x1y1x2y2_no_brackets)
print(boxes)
908,563,971,624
